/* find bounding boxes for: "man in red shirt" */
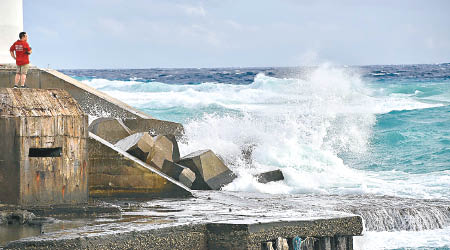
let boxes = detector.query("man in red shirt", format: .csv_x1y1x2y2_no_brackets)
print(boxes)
10,32,32,88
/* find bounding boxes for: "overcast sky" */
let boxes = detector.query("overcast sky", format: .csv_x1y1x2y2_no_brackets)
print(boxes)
24,0,450,69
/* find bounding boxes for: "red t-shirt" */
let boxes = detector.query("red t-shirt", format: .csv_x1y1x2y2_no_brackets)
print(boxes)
10,40,31,66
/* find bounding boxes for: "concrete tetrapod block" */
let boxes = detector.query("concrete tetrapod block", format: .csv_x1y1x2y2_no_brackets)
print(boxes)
147,135,180,169
115,132,154,162
178,150,237,190
88,117,132,144
255,169,284,184
161,160,196,188
163,134,180,162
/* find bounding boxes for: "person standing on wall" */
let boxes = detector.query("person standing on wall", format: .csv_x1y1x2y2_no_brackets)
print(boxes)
10,32,32,88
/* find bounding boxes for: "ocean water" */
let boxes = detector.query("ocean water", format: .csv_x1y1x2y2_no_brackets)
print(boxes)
62,63,450,249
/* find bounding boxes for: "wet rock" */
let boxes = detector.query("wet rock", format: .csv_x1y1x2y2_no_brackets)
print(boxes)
161,160,196,188
115,132,154,162
147,135,180,169
88,117,132,144
178,150,237,190
15,210,36,224
240,143,256,165
262,241,275,250
301,237,317,250
275,237,289,250
0,210,36,225
255,169,284,184
0,211,8,224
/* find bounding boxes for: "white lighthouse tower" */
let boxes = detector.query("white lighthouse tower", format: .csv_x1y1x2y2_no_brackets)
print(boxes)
0,0,23,64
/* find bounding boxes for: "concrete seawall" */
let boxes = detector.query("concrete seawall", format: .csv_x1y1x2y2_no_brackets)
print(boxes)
0,66,184,136
0,66,364,249
0,66,150,119
0,65,189,198
3,192,363,250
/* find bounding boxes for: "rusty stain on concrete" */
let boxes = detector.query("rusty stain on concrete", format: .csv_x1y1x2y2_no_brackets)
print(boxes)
0,88,88,206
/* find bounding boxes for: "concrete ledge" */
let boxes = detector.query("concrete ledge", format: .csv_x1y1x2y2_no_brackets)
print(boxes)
2,192,364,249
4,224,208,250
122,118,184,138
0,68,150,119
3,218,362,250
1,68,186,146
88,133,192,198
207,217,362,249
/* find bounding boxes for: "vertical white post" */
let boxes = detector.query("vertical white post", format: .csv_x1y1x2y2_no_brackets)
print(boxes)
0,0,24,64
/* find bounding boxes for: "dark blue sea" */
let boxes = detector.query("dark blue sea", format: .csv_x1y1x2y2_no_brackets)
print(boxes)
62,63,450,249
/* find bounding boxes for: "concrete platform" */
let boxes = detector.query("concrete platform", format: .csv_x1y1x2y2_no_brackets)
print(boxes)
1,191,363,249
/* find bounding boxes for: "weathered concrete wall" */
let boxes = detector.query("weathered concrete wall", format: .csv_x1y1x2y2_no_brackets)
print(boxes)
0,67,186,137
88,133,192,198
1,67,189,200
207,217,362,250
0,68,150,119
3,218,362,250
0,117,20,204
0,89,88,206
4,224,208,250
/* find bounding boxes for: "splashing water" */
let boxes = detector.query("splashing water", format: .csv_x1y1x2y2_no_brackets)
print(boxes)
73,64,450,249
173,65,445,199
79,64,449,200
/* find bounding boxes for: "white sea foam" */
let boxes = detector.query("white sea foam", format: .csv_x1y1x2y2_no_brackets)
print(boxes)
81,65,448,199
354,227,450,250
81,66,450,248
82,66,442,114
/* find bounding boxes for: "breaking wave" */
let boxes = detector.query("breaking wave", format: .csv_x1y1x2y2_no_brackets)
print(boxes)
81,64,449,200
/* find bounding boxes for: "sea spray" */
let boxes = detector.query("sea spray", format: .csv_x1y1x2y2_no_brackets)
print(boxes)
79,64,449,200
172,65,377,195
66,64,450,249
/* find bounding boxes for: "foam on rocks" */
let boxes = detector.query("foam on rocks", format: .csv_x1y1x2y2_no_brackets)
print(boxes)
255,169,285,184
178,150,237,190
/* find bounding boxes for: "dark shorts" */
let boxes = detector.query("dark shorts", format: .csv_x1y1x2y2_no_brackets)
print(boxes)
16,64,30,75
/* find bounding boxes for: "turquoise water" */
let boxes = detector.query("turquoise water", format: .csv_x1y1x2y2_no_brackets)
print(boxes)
65,64,450,249
65,65,450,199
367,105,450,173
344,79,450,177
